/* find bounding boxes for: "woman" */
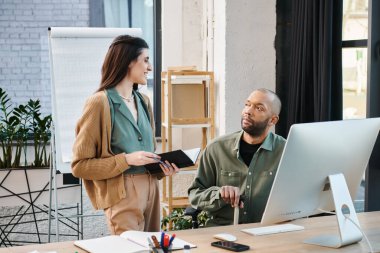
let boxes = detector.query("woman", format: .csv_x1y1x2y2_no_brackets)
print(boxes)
71,35,178,235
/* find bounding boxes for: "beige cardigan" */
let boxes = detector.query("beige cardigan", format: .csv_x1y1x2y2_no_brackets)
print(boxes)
71,91,156,209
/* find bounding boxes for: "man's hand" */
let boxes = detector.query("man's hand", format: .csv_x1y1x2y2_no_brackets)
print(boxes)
219,186,243,208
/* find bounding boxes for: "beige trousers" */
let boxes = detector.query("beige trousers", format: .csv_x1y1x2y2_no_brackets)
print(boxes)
104,173,160,235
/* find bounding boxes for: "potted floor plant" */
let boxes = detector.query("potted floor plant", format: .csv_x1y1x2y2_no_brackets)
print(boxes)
0,86,54,207
0,88,82,246
161,208,209,231
0,88,51,169
0,88,54,243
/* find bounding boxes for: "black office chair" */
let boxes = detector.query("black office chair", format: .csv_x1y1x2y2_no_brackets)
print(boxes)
183,207,201,229
184,195,245,228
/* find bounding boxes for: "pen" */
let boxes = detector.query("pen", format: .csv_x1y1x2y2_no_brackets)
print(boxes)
153,157,169,168
147,237,159,253
161,232,165,248
164,234,170,248
147,237,153,246
168,233,176,247
151,235,161,248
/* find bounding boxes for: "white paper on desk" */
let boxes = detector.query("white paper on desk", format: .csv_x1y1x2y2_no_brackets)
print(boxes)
74,235,148,253
120,231,196,250
28,251,57,253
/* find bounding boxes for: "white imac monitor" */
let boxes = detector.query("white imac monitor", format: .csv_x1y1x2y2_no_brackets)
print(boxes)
261,118,380,248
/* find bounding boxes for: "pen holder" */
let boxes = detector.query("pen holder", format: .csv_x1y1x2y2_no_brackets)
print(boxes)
161,245,173,253
149,246,173,253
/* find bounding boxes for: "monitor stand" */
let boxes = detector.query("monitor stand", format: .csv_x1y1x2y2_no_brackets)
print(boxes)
303,173,363,248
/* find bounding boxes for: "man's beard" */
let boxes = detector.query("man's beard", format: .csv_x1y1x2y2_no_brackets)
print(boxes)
241,117,270,137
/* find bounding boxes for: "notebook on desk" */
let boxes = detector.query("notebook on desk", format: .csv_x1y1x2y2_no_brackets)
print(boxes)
74,231,196,253
241,223,304,236
74,235,146,253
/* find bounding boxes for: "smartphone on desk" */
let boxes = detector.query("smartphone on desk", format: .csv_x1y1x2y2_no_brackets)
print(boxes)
211,241,250,252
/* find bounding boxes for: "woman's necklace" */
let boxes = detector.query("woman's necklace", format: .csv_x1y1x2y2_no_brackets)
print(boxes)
119,93,134,103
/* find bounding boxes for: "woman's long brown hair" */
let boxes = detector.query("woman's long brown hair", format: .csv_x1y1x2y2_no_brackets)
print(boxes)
97,35,149,92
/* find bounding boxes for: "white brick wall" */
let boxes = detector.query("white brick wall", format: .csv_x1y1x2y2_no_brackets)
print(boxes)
0,0,90,115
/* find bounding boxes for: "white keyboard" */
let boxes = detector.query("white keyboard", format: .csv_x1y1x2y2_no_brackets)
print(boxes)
241,223,304,236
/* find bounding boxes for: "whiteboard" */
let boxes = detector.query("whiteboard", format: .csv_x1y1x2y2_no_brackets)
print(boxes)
49,27,142,173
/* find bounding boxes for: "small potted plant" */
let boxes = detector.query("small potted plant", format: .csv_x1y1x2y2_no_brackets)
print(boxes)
0,87,53,209
161,208,209,231
0,88,51,168
0,88,81,246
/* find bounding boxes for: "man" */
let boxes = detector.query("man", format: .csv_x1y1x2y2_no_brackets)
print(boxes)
188,88,286,226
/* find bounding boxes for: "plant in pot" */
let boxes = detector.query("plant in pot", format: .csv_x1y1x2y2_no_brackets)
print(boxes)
0,87,54,244
0,88,84,246
0,88,52,168
161,208,209,231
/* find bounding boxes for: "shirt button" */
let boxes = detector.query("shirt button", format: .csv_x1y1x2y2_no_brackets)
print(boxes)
244,212,247,215
138,136,142,141
228,173,232,176
248,172,251,175
247,185,250,188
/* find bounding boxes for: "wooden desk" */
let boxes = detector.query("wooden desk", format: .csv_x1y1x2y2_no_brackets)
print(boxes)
1,211,379,253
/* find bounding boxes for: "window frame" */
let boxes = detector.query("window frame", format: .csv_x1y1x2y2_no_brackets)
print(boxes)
153,0,162,137
342,0,380,212
89,0,162,137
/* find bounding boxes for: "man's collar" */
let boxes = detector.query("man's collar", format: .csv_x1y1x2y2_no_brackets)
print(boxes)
233,131,244,151
234,130,275,151
260,132,274,151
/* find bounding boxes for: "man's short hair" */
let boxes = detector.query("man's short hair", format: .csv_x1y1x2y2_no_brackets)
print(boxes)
255,88,281,115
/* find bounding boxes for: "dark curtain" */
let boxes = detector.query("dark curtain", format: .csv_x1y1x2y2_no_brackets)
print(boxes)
285,0,343,134
366,0,380,212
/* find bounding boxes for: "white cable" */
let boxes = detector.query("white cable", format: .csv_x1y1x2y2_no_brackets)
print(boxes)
316,209,335,215
317,209,374,253
345,215,374,253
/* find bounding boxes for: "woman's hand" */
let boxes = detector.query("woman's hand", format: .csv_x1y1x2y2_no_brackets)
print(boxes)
124,151,160,166
124,151,179,176
159,161,180,176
